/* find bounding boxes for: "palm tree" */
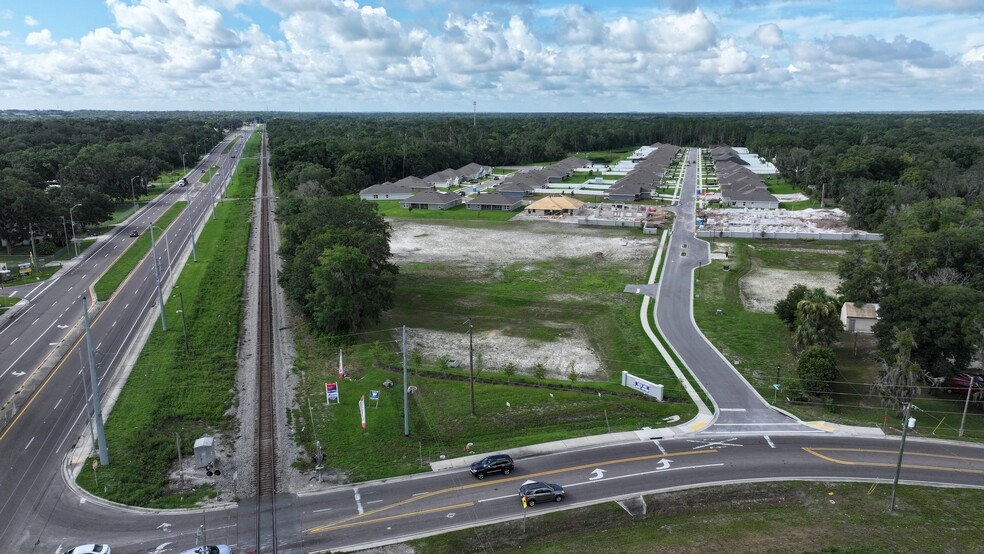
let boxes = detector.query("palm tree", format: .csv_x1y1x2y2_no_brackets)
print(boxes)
874,328,921,414
793,288,841,349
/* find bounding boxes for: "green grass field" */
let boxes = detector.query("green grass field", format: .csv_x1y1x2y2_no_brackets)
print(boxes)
374,200,520,221
290,224,697,482
409,481,984,553
76,155,257,508
93,202,186,301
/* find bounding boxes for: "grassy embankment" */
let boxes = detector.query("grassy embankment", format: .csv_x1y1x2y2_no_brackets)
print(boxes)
409,481,984,553
693,239,983,440
76,132,261,507
290,222,693,482
92,202,187,301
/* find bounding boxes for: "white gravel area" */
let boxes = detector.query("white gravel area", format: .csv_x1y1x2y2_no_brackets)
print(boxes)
407,327,605,380
740,268,841,313
389,220,657,268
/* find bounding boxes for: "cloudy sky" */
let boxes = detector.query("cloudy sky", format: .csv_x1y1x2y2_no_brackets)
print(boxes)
1,0,982,112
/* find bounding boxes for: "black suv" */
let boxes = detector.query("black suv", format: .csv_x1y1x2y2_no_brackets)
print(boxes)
518,481,565,506
469,454,514,479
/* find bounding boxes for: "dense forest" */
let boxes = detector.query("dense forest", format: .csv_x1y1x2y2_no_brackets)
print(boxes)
269,112,984,381
0,112,240,254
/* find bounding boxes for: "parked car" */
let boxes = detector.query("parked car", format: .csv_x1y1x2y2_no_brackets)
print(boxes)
518,481,565,506
179,546,233,554
944,373,984,395
65,545,111,554
129,229,139,237
469,454,514,479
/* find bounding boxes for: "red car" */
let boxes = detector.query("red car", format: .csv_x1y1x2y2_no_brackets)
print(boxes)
944,373,984,395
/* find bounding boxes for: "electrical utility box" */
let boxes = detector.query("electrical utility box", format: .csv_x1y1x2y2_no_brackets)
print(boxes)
194,436,215,468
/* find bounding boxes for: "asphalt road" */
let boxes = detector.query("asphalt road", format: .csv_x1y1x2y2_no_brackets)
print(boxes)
1,142,982,554
0,128,252,550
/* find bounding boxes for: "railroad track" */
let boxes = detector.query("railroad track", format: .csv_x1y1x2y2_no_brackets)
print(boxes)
254,128,278,551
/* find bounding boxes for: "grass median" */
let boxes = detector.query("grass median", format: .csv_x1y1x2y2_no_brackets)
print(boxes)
93,202,186,301
76,154,258,507
409,481,984,553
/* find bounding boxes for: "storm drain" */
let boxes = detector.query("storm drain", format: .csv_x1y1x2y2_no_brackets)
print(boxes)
616,495,647,516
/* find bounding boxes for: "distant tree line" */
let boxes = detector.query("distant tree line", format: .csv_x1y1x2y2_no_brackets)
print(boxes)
0,113,237,254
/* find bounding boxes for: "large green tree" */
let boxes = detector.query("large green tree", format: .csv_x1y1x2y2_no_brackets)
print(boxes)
874,281,984,376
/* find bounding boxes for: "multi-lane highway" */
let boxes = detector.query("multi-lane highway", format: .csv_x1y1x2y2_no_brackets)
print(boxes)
0,128,253,550
0,141,981,553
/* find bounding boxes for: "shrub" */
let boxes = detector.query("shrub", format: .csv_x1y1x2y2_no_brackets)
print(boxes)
36,240,57,256
797,346,839,397
503,362,516,383
532,363,547,380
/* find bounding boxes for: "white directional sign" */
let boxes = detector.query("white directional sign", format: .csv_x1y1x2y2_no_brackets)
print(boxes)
621,371,664,401
11,371,25,377
655,459,673,470
589,468,607,481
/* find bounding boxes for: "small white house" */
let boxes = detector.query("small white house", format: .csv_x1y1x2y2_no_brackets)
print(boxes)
841,302,879,334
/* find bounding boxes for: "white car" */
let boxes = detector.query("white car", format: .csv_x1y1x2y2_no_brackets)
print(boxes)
65,546,110,554
180,546,233,554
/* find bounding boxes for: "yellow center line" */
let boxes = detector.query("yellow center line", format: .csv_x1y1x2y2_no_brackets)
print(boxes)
311,502,476,533
803,448,984,474
304,449,718,535
810,448,984,463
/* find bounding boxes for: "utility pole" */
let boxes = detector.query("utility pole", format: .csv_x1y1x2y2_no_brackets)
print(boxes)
149,225,168,331
958,381,975,437
176,433,184,486
774,365,781,404
70,203,82,257
889,403,912,511
177,291,189,352
81,296,109,466
468,321,475,417
184,189,198,262
403,325,410,437
61,217,69,254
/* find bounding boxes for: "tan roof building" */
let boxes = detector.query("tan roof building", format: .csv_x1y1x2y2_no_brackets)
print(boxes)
525,196,585,216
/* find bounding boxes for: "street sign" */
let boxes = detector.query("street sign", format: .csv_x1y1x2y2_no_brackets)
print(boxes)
772,383,781,390
369,390,380,401
325,382,339,404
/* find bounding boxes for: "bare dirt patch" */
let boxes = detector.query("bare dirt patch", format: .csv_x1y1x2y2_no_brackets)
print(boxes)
389,220,656,268
740,268,841,313
407,327,605,380
390,220,655,381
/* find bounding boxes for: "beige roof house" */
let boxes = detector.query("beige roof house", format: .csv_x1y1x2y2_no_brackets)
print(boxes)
525,196,585,216
840,302,879,333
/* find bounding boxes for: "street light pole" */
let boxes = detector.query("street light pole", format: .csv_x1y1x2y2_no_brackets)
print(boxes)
149,225,168,331
81,295,109,466
177,291,189,352
184,190,198,262
69,203,82,257
181,153,187,175
130,175,141,213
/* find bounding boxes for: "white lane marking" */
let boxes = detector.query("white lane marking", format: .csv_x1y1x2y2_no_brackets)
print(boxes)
31,318,40,325
366,500,383,505
652,440,667,454
96,342,102,351
112,321,117,327
0,321,58,377
25,282,44,297
710,422,802,426
353,488,364,514
411,491,431,497
312,508,333,513
54,398,62,410
478,494,517,503
24,436,35,450
765,436,775,449
10,337,18,344
52,301,58,307
719,408,747,412
564,462,725,489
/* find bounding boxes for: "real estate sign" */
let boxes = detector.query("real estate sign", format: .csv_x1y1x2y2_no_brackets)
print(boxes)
621,371,664,401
